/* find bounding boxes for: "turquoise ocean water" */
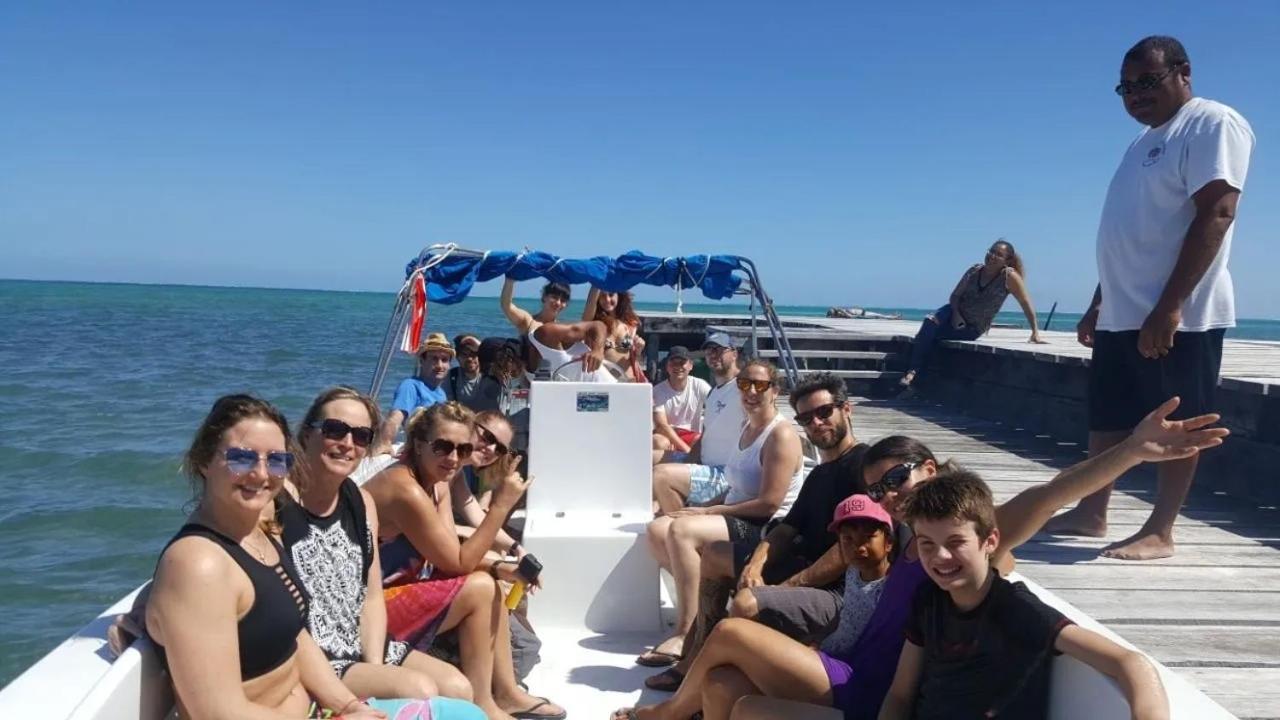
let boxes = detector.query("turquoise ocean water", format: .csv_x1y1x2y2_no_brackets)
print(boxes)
1,278,1277,685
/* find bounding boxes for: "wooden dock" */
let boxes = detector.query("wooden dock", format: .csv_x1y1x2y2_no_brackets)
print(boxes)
799,395,1280,719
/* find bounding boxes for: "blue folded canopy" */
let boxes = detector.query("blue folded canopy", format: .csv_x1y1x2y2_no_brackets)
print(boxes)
407,249,746,305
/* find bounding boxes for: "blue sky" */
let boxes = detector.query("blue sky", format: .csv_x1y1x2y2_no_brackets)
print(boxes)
2,2,1277,316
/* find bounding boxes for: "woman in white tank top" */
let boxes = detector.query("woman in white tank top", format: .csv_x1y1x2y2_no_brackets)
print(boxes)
640,359,804,669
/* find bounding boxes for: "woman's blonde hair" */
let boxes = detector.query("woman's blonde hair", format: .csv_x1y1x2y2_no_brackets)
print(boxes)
401,402,476,477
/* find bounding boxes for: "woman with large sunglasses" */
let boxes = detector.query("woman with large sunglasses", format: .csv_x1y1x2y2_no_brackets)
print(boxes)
143,394,389,719
641,360,804,681
614,397,1226,720
276,387,476,705
450,411,528,559
364,402,566,720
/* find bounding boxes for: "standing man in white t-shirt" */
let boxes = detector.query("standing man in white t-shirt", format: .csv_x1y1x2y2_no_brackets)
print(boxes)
651,345,713,461
652,333,746,513
1046,36,1254,560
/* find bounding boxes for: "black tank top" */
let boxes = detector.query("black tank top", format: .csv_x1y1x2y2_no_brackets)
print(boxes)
276,479,374,668
154,523,310,680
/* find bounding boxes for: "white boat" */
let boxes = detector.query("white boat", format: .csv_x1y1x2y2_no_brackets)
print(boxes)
0,246,1240,719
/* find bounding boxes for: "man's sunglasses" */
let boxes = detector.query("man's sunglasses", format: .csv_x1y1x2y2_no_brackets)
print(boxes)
736,377,773,394
224,447,294,478
475,423,514,456
309,418,375,448
867,462,919,502
1114,63,1183,96
429,439,475,458
795,402,840,426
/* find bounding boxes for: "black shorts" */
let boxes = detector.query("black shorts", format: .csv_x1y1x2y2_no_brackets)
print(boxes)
1088,329,1225,433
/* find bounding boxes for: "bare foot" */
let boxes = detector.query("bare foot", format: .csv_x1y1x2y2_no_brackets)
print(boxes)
1101,531,1174,561
611,706,660,720
1042,508,1107,538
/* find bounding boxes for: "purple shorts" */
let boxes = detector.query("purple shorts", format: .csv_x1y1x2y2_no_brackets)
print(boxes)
818,650,859,719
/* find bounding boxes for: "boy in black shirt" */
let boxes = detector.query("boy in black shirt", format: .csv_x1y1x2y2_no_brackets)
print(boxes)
880,470,1168,719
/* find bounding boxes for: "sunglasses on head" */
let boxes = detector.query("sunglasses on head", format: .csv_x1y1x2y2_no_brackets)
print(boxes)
795,402,840,426
1114,63,1183,96
867,462,919,502
475,423,513,456
736,377,773,394
309,418,375,448
428,439,475,458
224,447,294,478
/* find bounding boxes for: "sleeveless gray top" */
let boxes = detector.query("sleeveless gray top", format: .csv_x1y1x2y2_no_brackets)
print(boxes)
955,265,1011,334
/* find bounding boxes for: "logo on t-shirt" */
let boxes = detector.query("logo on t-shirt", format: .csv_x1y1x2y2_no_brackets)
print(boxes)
1142,143,1165,167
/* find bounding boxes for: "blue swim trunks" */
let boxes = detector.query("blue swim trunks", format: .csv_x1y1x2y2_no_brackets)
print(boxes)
687,464,729,505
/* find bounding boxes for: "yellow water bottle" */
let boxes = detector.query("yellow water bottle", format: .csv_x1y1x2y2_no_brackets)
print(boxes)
504,555,543,610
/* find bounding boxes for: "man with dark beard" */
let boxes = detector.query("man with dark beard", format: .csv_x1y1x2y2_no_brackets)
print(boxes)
644,373,868,691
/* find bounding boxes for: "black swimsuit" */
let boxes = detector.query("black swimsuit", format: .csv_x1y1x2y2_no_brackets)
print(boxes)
154,523,310,680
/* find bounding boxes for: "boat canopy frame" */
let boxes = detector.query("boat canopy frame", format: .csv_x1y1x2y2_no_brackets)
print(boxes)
368,244,802,399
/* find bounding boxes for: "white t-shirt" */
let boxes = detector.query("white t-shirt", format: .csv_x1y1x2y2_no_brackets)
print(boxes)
1096,97,1254,332
698,379,747,467
652,377,712,433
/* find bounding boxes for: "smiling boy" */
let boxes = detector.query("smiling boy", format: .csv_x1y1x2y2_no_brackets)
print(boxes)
879,472,1169,719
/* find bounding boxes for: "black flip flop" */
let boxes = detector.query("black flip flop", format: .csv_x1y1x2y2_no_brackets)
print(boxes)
512,697,567,720
644,668,685,692
635,649,681,667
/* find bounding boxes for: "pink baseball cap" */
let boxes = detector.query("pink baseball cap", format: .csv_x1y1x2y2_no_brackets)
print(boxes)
828,493,893,533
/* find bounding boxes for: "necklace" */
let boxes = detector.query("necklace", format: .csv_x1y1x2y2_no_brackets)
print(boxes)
241,531,269,564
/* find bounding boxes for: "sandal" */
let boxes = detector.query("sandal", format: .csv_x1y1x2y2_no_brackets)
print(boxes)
512,697,567,720
635,649,681,667
611,709,641,720
644,667,685,692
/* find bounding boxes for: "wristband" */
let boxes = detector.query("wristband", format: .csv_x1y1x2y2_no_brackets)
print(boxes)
508,541,521,556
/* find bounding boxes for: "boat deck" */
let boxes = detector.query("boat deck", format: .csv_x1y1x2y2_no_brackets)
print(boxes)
525,394,1278,719
835,396,1280,719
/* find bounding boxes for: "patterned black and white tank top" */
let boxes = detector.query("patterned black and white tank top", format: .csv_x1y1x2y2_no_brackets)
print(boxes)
278,478,407,674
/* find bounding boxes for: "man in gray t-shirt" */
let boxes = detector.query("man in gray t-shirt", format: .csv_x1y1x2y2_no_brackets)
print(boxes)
446,335,502,412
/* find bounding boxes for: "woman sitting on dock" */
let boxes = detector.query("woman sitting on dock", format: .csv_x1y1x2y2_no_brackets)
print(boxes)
143,394,459,719
899,239,1046,390
364,402,567,720
641,360,804,670
584,286,647,381
614,397,1225,720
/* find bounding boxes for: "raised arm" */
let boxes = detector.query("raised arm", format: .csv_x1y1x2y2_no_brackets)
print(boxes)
501,277,537,334
582,287,601,322
993,396,1228,569
1055,626,1168,720
449,467,523,555
379,467,522,576
1005,269,1046,343
373,410,406,457
1139,180,1241,359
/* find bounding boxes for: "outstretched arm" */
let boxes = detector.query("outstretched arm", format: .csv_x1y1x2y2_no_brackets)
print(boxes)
993,397,1228,568
1005,270,1046,343
1055,626,1169,720
501,277,536,334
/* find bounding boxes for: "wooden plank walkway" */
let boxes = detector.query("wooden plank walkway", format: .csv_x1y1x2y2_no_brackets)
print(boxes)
778,396,1280,719
641,311,1280,395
